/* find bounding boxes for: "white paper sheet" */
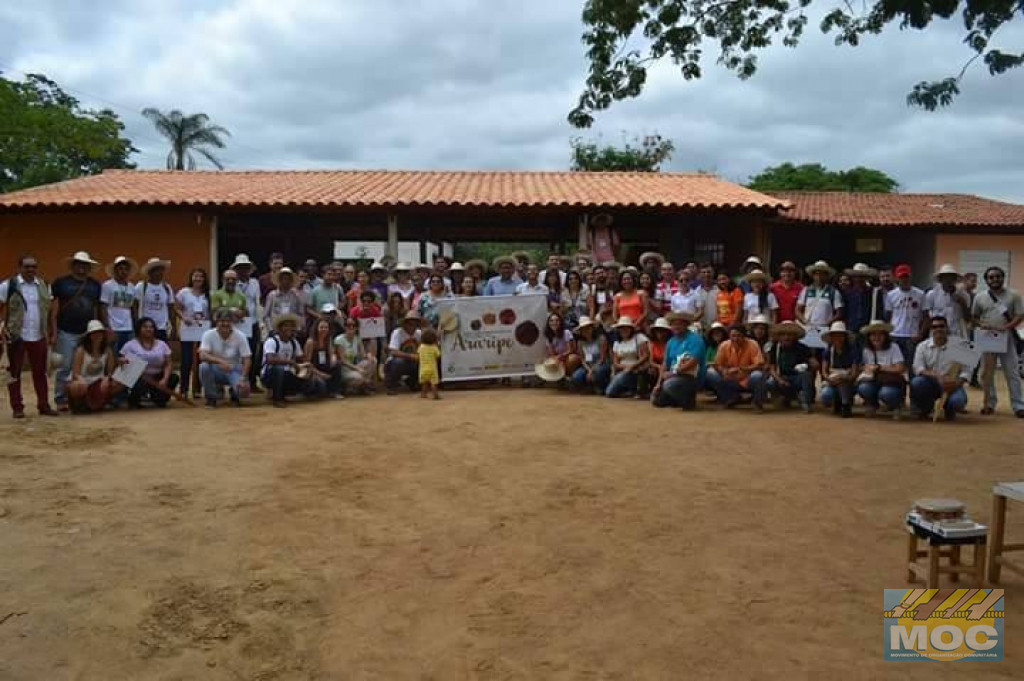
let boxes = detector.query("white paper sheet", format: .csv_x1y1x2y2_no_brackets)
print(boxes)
358,316,386,339
945,338,982,368
179,321,211,342
975,329,1009,354
799,325,827,349
112,355,147,388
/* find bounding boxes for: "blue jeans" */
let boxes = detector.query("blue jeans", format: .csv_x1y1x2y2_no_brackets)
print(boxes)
199,363,245,403
652,375,699,410
856,380,905,409
605,369,639,397
571,364,610,392
53,329,81,405
706,368,767,406
910,375,968,418
766,372,814,406
820,382,854,407
385,358,419,391
893,337,918,377
262,365,324,402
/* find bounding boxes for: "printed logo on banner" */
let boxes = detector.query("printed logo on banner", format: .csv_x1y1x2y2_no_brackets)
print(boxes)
883,589,1004,661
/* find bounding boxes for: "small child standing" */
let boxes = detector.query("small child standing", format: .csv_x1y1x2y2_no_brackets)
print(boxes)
417,328,442,400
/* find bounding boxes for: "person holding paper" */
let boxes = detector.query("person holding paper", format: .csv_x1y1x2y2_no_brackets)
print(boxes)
911,316,972,420
856,320,906,419
305,318,343,398
100,255,139,353
175,268,211,399
120,317,178,408
884,264,925,375
133,258,175,342
924,264,971,338
263,268,306,333
819,322,860,418
198,310,252,408
971,266,1024,417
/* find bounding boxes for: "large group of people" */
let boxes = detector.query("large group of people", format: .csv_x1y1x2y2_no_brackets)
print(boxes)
1,248,1021,421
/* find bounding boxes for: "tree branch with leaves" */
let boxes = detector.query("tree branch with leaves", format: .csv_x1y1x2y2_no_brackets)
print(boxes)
569,0,1024,127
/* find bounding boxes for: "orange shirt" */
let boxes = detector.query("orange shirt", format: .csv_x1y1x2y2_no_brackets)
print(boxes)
713,338,764,387
616,290,644,324
715,288,744,326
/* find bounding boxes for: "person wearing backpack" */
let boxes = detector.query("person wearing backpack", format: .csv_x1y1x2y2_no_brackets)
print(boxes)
50,251,104,411
0,255,59,419
133,258,176,342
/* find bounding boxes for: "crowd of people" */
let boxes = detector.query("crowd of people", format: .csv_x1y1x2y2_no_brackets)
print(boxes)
1,248,1021,420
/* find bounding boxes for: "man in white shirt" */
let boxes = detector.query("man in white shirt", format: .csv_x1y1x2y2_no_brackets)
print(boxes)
971,266,1024,417
198,310,252,408
910,316,971,420
231,254,263,392
885,264,925,373
0,255,58,418
100,256,138,352
262,314,320,407
796,261,843,327
539,253,567,287
515,265,549,296
385,310,422,394
134,257,176,341
924,264,971,337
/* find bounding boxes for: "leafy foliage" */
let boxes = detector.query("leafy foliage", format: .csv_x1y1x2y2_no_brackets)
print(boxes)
747,162,899,192
571,133,675,171
0,72,137,193
570,0,1024,127
142,108,231,170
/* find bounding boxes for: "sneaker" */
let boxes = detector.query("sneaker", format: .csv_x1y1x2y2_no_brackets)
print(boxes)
12,410,25,420
38,406,60,417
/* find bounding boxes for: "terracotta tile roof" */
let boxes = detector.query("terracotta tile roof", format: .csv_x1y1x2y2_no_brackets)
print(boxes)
771,191,1024,227
0,169,787,210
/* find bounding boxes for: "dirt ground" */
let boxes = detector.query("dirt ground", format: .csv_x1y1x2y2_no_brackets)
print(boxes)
1,385,1022,680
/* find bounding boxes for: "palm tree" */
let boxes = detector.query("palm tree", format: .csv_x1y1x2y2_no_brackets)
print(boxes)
141,108,231,170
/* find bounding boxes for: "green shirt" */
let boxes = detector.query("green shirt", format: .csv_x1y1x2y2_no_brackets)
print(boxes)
211,289,249,319
311,284,342,313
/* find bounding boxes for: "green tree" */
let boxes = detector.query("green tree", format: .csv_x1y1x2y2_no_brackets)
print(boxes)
0,72,136,193
142,108,231,170
747,163,899,192
569,1,1023,127
571,133,675,171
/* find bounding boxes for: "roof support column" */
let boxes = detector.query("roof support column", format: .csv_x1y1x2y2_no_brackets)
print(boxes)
387,214,399,260
208,215,219,290
577,214,589,252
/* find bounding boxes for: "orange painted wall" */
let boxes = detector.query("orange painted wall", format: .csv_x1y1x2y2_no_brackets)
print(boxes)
0,210,210,288
934,233,1024,292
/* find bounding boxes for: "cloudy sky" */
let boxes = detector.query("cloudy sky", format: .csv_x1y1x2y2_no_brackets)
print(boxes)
3,1,1023,200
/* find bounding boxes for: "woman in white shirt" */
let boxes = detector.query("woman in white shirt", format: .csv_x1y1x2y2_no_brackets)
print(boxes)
605,316,649,398
741,271,778,324
856,320,906,418
175,268,210,398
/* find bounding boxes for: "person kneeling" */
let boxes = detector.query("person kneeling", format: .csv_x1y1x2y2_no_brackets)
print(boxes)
910,316,970,421
819,322,859,418
67,320,118,413
705,325,766,411
262,314,324,408
198,310,252,408
652,312,705,410
765,321,817,413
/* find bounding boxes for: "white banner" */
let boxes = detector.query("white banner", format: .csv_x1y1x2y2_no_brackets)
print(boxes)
435,294,548,381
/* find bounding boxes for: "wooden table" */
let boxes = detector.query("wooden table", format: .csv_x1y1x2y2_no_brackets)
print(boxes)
907,523,987,588
988,482,1024,584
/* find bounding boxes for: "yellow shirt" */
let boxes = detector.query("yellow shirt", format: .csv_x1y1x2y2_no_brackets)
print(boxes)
417,343,442,384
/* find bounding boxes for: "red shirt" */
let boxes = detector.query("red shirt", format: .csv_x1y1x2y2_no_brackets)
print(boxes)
348,302,382,320
771,279,804,322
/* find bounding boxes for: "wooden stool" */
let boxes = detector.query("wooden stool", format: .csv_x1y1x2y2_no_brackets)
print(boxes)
906,525,987,588
988,482,1024,583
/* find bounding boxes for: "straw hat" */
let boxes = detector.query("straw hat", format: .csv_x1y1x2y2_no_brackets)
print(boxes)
369,261,387,272
844,262,878,278
743,255,763,268
603,260,623,270
465,259,488,273
105,255,138,278
449,262,465,272
295,363,313,380
706,321,727,336
574,315,598,333
805,260,835,277
744,269,769,284
820,321,854,343
140,257,171,276
47,350,64,373
438,309,459,333
746,313,771,328
67,250,99,271
492,255,516,270
639,251,665,267
613,315,636,329
510,250,532,265
415,263,432,272
769,320,806,339
271,313,301,332
271,266,295,286
664,311,695,323
85,319,106,335
402,310,422,323
394,262,412,272
534,357,566,382
860,320,893,335
650,317,673,334
934,263,961,280
231,253,255,271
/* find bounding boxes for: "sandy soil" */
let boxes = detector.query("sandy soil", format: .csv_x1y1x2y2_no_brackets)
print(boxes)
1,386,1022,680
